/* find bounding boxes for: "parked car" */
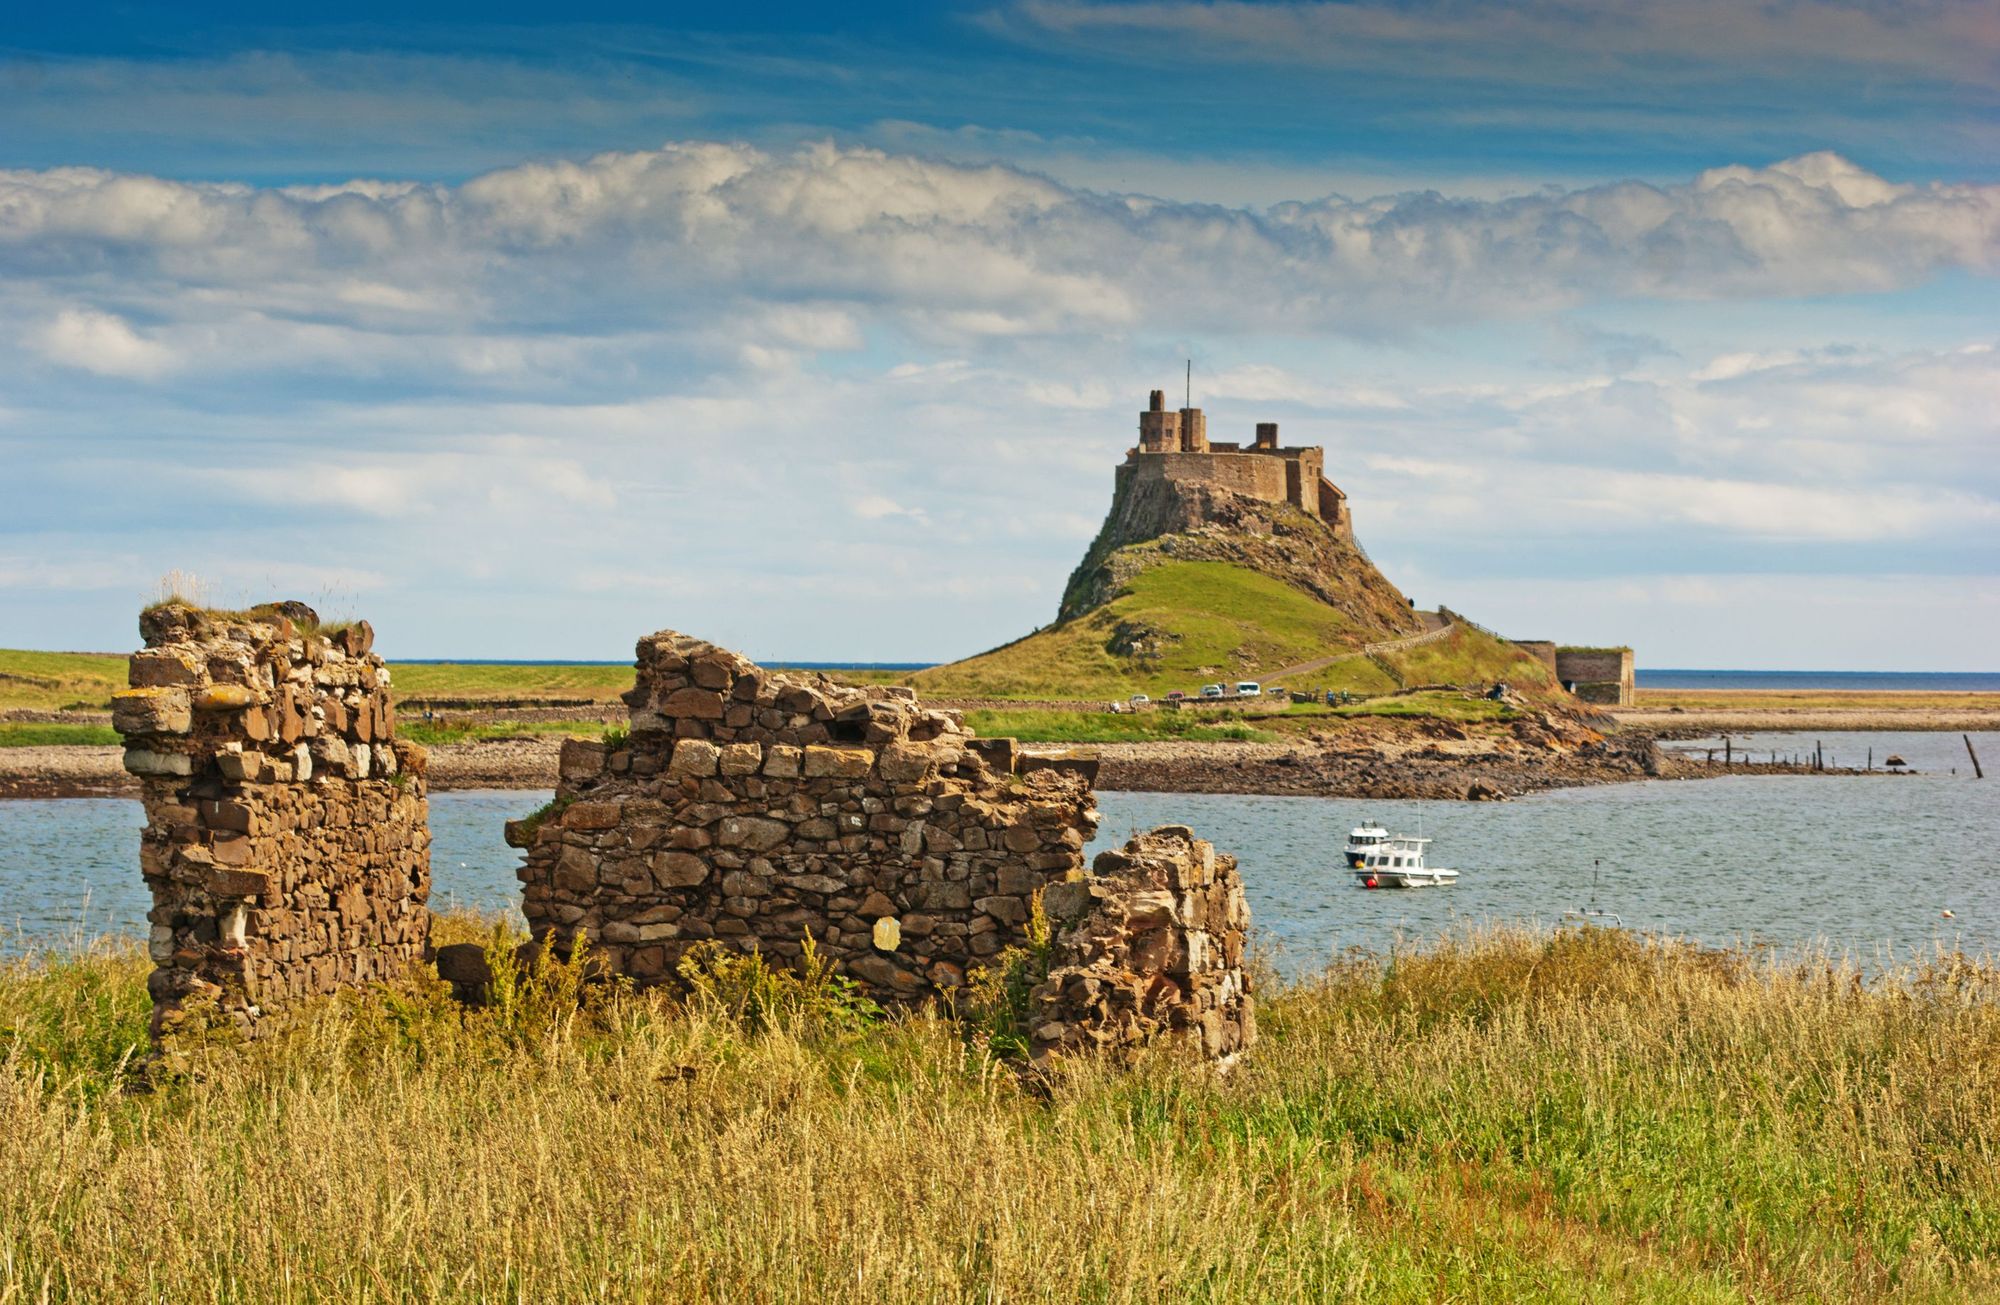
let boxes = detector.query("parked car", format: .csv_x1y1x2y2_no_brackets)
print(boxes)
1164,691,1187,702
1200,684,1225,698
1235,681,1262,697
1266,686,1288,698
1129,693,1150,705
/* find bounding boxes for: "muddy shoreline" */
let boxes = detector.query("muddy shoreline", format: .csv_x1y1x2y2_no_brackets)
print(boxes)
0,731,1885,803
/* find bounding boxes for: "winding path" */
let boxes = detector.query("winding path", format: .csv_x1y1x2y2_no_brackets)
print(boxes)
1263,620,1457,683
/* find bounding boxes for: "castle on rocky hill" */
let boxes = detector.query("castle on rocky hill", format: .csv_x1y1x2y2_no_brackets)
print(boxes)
1126,389,1353,540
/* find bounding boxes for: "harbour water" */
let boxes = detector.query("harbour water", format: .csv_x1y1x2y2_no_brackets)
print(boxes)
5,731,1996,973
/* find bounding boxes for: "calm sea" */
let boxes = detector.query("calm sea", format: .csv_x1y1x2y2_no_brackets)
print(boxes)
1639,669,2000,691
5,730,1995,972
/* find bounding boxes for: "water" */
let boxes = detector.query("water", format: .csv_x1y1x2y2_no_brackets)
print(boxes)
1639,669,2000,691
5,733,1995,971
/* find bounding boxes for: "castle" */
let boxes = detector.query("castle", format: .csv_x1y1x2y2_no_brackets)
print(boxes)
1124,389,1353,540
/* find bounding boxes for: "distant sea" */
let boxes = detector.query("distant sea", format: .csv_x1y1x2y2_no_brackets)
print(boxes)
1639,670,2000,692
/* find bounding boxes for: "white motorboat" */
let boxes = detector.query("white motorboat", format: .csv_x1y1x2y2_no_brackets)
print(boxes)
1344,821,1391,869
1353,835,1459,889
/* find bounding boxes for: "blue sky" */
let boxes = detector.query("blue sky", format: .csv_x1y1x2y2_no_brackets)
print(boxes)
1,1,1995,667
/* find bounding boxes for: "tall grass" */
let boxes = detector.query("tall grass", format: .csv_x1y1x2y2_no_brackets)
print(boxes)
3,921,1998,1300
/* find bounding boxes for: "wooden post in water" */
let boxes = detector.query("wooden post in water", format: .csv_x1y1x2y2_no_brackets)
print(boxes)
1868,746,1873,771
1968,734,1985,780
1724,736,1732,766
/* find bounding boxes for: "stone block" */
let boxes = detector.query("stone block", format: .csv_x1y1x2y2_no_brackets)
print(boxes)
718,742,764,775
123,748,192,777
193,684,261,712
130,648,205,689
206,867,271,900
564,800,624,831
876,741,936,782
651,851,709,888
669,739,721,777
112,687,192,737
802,746,872,778
559,738,609,781
660,687,725,720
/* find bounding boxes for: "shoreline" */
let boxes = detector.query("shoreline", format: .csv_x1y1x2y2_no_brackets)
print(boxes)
0,730,1921,802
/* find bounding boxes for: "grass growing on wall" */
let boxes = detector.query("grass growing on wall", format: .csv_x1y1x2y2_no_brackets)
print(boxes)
3,920,1999,1300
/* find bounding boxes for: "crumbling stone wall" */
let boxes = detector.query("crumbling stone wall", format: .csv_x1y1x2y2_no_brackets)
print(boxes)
112,602,430,1040
1032,826,1255,1064
510,631,1100,1000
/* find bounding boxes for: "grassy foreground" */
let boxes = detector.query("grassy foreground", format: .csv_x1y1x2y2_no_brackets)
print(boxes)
5,922,1999,1301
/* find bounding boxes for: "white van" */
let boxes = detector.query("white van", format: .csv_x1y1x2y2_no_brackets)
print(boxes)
1235,681,1261,697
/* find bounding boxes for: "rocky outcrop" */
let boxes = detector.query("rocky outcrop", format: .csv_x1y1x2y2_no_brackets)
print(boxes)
113,603,431,1041
510,631,1102,1003
1058,473,1421,637
1033,826,1254,1064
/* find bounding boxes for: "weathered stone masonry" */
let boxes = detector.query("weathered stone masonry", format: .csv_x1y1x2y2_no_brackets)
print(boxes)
1035,826,1255,1063
112,603,430,1040
510,631,1104,999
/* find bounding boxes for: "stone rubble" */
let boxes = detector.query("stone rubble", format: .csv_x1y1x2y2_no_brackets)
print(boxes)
1033,826,1255,1064
112,602,430,1041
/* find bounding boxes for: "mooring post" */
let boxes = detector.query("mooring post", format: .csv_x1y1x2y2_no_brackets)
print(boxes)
1724,736,1731,766
1968,734,1985,780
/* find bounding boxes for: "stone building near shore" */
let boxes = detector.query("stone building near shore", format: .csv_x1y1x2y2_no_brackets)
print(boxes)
1508,639,1639,707
111,602,431,1041
507,629,1256,1060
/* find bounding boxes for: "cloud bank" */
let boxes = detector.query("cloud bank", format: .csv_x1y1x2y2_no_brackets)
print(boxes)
0,140,1993,665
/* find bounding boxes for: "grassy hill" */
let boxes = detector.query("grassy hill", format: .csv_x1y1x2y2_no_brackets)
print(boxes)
913,561,1559,704
913,561,1374,700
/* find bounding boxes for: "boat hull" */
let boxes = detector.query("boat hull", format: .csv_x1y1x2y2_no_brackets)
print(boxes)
1354,868,1459,889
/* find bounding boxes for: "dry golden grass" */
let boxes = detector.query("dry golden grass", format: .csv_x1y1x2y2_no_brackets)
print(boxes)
4,921,1999,1301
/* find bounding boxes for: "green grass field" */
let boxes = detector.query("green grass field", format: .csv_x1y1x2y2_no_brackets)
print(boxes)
914,561,1375,700
3,920,1996,1300
0,649,126,712
0,722,121,748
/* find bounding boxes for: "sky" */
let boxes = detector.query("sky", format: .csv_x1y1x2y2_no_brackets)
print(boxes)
1,1,1995,668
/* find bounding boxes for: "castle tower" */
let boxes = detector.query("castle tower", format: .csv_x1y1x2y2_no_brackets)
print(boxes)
1179,406,1208,453
1254,422,1278,451
1138,389,1181,453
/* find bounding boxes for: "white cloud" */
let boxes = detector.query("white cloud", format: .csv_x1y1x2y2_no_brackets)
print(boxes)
32,307,177,378
1,145,1993,363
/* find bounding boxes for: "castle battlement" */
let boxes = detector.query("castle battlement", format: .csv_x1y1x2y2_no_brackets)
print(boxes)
1127,389,1352,540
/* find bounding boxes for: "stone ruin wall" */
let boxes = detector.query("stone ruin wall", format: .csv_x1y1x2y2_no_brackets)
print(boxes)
1034,826,1255,1064
510,631,1101,998
111,603,430,1040
509,632,1255,1058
